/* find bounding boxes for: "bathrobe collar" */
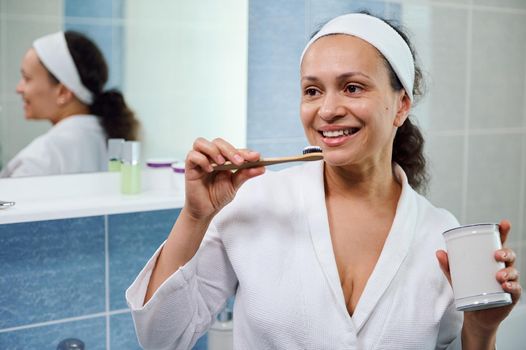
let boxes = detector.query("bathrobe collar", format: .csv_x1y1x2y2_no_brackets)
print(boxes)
303,160,418,333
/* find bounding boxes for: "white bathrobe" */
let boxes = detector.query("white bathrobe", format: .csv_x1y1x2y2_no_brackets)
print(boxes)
126,161,463,350
0,114,107,178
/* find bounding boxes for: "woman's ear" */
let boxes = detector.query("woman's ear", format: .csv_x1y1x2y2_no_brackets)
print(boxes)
56,84,74,106
393,91,411,127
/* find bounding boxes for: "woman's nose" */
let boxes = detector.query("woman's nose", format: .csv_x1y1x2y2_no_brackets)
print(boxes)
318,92,345,121
15,79,24,94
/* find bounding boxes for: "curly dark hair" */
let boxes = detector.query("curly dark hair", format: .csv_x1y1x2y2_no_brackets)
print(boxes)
376,15,429,193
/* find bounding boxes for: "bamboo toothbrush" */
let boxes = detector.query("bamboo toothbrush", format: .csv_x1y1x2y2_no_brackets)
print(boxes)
212,146,323,171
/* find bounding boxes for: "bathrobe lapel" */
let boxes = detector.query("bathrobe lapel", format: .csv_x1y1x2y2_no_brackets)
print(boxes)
303,162,418,333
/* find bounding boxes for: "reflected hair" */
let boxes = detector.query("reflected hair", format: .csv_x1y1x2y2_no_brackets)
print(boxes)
46,31,140,141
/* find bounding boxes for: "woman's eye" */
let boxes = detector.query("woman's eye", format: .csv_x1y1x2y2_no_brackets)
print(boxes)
346,85,362,94
305,88,318,96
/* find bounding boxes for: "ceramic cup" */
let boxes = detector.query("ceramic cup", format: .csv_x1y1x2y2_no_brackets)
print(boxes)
443,223,512,311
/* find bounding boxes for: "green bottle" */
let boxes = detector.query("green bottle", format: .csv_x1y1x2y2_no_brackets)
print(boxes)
107,138,125,172
121,141,141,194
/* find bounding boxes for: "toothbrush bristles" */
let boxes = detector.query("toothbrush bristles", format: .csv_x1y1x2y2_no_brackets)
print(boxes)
302,146,322,155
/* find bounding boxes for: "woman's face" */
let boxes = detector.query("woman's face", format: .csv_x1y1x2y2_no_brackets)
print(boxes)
300,34,410,169
16,48,60,121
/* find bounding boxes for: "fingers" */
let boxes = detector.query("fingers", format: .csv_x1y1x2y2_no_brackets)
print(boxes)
498,219,511,245
191,137,260,171
502,280,522,304
436,250,452,285
497,266,520,284
495,247,517,267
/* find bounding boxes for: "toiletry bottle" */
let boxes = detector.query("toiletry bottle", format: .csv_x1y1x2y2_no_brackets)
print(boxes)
145,158,177,192
107,138,125,172
208,308,233,350
121,141,141,194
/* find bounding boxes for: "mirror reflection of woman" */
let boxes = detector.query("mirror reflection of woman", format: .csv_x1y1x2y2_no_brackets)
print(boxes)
0,31,139,178
126,12,521,350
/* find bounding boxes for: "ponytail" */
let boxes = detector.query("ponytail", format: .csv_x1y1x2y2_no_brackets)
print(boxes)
64,31,140,141
90,90,139,140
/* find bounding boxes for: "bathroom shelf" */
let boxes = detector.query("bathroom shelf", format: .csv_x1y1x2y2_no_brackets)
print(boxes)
0,171,184,224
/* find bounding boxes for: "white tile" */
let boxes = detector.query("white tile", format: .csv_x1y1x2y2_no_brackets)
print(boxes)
4,0,62,16
426,134,465,219
465,134,523,241
469,11,526,129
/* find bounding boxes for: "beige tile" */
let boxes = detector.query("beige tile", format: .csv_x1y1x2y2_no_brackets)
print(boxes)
4,0,62,16
474,0,526,9
426,134,465,219
4,18,62,93
1,97,51,164
469,10,526,129
426,7,469,132
465,134,523,243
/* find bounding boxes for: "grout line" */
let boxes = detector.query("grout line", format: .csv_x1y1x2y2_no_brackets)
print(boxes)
0,309,132,334
460,0,473,224
105,215,111,349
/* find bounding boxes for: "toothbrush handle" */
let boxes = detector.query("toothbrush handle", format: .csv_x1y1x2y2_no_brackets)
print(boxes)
212,154,323,171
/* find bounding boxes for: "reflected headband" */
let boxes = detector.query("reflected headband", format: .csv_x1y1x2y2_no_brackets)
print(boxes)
300,13,415,101
33,32,94,104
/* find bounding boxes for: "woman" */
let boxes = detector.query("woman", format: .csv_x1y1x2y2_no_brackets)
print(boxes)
0,31,139,178
126,13,521,349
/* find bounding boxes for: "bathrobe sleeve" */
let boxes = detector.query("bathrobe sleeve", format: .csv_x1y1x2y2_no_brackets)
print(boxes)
126,222,238,350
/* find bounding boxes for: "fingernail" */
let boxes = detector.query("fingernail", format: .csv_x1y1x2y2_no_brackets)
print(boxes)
216,155,225,164
506,282,512,289
234,154,244,164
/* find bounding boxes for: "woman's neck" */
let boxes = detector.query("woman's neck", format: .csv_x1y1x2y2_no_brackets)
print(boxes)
324,161,401,205
51,102,90,125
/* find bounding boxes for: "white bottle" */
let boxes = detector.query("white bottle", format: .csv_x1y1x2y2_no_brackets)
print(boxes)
208,309,233,350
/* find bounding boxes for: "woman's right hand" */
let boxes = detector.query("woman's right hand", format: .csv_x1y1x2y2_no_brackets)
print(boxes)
183,137,265,222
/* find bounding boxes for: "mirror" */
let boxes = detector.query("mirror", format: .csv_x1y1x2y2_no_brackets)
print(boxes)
0,0,248,176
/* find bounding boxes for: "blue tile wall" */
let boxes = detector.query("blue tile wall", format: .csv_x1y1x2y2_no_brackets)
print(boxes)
0,216,105,329
247,0,306,142
0,317,105,350
110,312,141,349
108,208,180,311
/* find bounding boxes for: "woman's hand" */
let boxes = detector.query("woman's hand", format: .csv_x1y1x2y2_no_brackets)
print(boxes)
436,219,522,347
184,137,265,222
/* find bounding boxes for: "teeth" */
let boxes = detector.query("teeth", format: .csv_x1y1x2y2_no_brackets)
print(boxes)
322,128,358,138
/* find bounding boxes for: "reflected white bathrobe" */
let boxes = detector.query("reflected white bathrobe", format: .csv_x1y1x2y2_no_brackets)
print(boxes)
126,161,463,350
0,114,107,178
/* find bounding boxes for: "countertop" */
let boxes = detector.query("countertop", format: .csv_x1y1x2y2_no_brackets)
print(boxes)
0,170,184,224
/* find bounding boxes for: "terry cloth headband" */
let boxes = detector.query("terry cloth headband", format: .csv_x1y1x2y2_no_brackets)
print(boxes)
33,32,94,104
300,13,415,102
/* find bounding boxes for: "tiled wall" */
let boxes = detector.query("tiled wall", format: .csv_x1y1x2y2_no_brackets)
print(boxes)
246,0,526,291
0,209,208,349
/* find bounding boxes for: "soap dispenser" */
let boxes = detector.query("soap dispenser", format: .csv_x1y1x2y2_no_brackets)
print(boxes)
107,138,125,172
121,141,141,194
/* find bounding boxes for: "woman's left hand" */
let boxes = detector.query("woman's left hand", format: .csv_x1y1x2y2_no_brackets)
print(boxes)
436,219,522,334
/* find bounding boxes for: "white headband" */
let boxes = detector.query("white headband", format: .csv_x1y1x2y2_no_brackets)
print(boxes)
33,32,94,104
300,13,415,101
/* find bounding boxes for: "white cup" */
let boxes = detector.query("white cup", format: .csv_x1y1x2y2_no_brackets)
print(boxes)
443,223,512,311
